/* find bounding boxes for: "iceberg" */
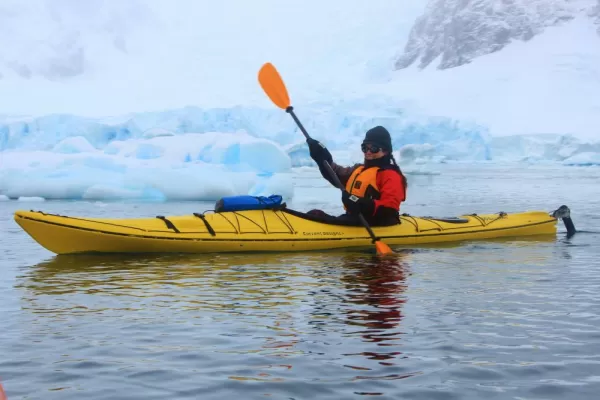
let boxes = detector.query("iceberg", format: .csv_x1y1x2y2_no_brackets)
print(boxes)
0,103,494,195
0,102,597,202
0,131,294,201
490,134,600,162
563,152,600,166
0,102,492,158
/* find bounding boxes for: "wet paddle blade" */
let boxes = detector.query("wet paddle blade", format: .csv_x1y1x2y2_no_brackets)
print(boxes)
375,240,394,256
258,62,291,109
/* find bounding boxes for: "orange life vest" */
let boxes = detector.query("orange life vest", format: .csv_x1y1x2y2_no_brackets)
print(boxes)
345,166,381,201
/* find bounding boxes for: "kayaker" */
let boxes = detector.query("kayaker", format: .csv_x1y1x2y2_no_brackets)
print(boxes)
306,126,407,226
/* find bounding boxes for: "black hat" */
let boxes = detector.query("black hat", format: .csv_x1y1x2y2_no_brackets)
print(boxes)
362,126,392,152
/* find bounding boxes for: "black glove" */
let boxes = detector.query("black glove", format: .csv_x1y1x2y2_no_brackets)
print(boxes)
342,191,375,216
307,138,332,164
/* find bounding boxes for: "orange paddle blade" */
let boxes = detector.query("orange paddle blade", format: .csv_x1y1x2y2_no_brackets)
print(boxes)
0,381,6,400
258,62,291,109
375,240,394,256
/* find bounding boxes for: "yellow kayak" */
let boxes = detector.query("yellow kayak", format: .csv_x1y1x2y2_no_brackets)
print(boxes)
13,205,574,255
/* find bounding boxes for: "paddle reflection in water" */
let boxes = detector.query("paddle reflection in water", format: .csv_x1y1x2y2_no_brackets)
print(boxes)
303,251,419,395
341,255,409,359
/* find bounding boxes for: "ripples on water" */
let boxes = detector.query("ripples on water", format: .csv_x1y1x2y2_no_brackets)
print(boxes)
6,252,412,399
1,238,598,400
1,164,600,399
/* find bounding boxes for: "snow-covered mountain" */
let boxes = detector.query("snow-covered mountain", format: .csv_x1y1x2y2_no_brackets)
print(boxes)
368,0,600,143
395,0,599,70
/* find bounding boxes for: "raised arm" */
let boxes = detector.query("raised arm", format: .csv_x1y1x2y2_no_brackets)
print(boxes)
306,138,356,188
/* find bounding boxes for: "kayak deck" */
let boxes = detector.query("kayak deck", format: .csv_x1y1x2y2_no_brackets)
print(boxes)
14,207,562,255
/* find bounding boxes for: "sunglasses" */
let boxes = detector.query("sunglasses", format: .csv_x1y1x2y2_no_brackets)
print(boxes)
361,144,382,153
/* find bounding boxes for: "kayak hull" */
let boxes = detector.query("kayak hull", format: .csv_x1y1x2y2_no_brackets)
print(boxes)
14,208,559,255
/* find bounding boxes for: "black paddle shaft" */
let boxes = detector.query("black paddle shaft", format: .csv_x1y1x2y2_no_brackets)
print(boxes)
286,107,311,140
321,160,381,243
284,105,381,244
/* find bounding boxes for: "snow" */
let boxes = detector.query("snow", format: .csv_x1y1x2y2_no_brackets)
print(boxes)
370,14,600,142
0,1,598,202
0,1,597,145
0,0,156,81
0,1,424,116
395,0,598,70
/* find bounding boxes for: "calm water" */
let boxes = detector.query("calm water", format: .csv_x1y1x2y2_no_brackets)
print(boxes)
1,164,600,399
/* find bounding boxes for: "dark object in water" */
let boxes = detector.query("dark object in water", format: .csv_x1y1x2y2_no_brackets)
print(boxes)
551,205,576,238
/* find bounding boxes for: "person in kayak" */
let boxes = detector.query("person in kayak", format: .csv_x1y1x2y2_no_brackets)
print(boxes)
306,125,407,226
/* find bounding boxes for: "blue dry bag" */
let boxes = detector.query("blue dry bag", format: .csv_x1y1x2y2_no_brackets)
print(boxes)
215,194,284,212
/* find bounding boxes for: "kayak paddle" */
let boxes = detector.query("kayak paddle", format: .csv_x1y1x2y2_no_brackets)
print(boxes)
257,62,394,256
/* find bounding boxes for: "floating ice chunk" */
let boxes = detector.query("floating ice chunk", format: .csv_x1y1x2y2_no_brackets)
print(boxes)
0,146,293,201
